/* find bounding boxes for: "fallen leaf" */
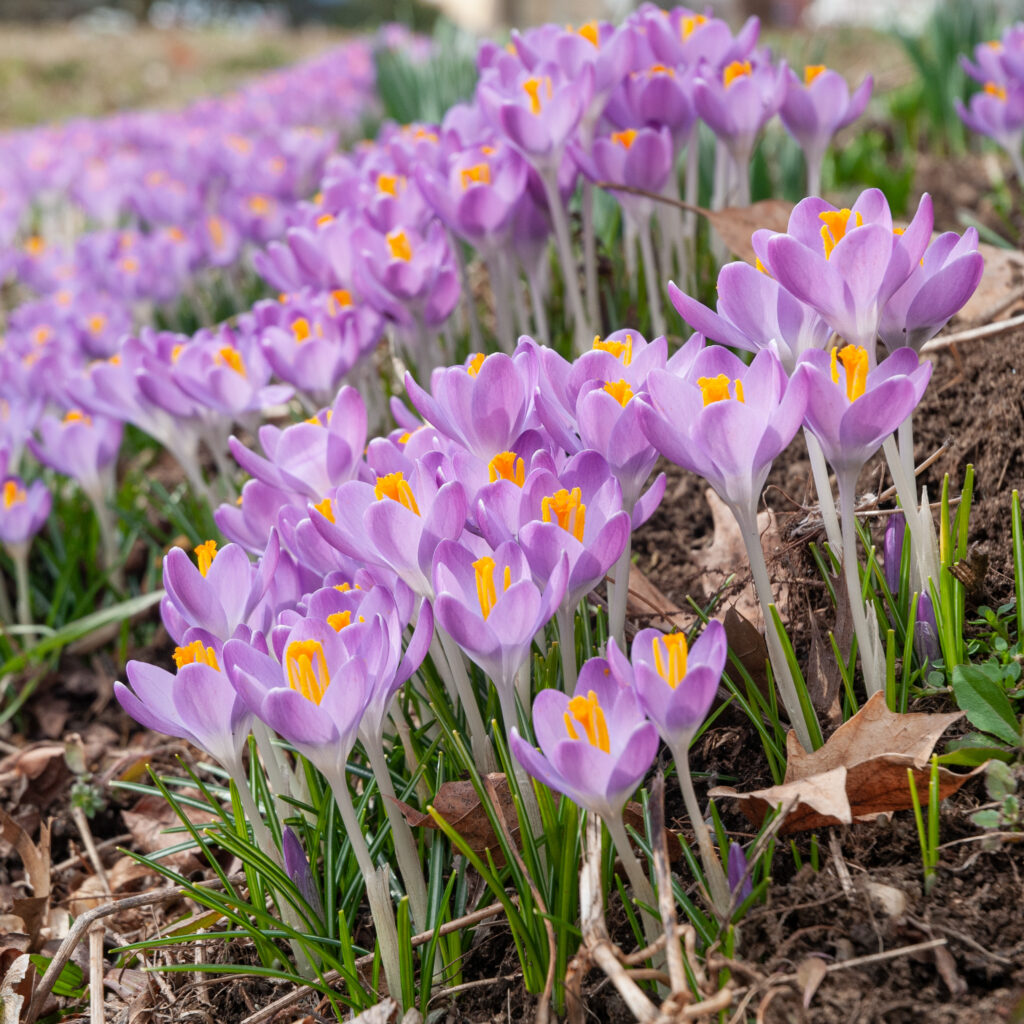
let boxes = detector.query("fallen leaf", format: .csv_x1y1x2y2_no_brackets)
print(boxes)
0,952,35,1024
122,794,217,873
703,199,794,266
796,956,827,1009
694,489,785,626
723,608,771,701
69,858,158,914
804,610,842,729
393,774,518,867
710,692,981,833
955,241,1024,323
626,564,690,633
0,809,50,951
0,744,71,814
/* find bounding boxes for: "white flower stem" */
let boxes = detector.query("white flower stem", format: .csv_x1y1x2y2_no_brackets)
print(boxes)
539,168,590,355
669,740,731,918
604,814,660,943
803,429,843,556
326,768,404,1010
436,628,496,772
525,266,549,345
582,180,601,330
608,535,632,654
556,605,578,694
837,471,883,694
637,218,667,340
364,743,429,934
731,501,817,750
12,545,31,626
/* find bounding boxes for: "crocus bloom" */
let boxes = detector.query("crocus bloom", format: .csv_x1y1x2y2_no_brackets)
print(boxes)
668,263,830,374
162,535,280,644
877,228,984,355
779,65,872,194
794,346,932,478
955,81,1024,178
29,408,123,497
754,189,934,357
728,841,753,903
116,632,253,772
283,827,324,921
433,538,567,708
914,591,940,664
0,477,51,548
606,619,727,753
884,510,906,596
510,671,658,821
638,337,808,516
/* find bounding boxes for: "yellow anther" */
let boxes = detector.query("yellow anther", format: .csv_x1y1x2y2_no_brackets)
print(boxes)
578,21,599,47
88,314,106,334
316,213,335,228
173,640,220,671
327,610,353,631
377,173,401,195
985,81,1008,101
473,555,498,619
698,374,744,406
603,379,634,407
2,480,26,508
313,497,335,523
652,632,688,689
830,344,868,402
488,451,526,486
466,352,487,377
460,163,491,189
216,347,247,376
330,288,353,311
207,217,225,248
648,63,675,76
374,472,420,515
25,236,45,256
194,539,218,577
563,690,610,752
522,76,552,114
819,208,863,259
593,333,633,365
247,194,272,214
63,409,91,425
682,14,707,39
541,487,586,541
723,60,752,87
611,129,637,149
32,326,51,346
286,640,330,704
291,318,311,343
386,229,413,262
804,64,827,85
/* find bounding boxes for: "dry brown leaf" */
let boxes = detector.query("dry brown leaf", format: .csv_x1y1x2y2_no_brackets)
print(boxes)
0,744,71,814
723,608,771,701
69,857,158,914
0,808,50,952
626,564,690,633
394,773,518,867
122,793,217,873
711,692,980,833
694,489,785,625
0,951,35,1024
956,241,1024,323
796,956,827,1009
804,611,842,729
704,198,794,266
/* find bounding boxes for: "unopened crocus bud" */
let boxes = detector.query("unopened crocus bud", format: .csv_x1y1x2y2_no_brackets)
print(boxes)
914,591,940,665
727,840,753,903
884,510,905,595
283,827,324,921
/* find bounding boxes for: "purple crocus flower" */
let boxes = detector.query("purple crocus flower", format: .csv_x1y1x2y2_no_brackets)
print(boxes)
283,827,324,922
116,631,253,772
510,670,658,821
755,189,934,358
404,350,536,462
878,229,984,355
884,510,906,596
432,538,567,722
29,408,123,497
606,619,727,754
583,125,675,219
779,65,873,195
955,80,1024,179
727,841,753,904
162,535,280,644
638,337,808,516
668,262,831,374
0,477,51,548
793,346,932,478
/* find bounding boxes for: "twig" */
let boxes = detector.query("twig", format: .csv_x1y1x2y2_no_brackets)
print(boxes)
238,901,509,1024
71,805,111,897
921,311,1024,352
776,937,948,980
25,877,243,1024
426,972,521,1006
650,774,686,995
89,923,105,1024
